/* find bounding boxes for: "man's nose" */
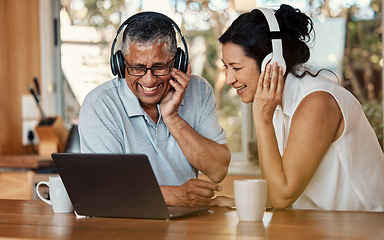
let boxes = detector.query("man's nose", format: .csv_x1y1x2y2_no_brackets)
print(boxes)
141,69,156,85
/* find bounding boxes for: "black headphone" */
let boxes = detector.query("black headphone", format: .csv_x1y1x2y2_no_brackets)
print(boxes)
257,8,286,74
110,11,189,79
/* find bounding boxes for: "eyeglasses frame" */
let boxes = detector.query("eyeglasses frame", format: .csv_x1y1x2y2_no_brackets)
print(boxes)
125,58,175,77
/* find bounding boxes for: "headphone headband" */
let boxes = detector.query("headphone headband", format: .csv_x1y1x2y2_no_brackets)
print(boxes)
257,7,286,74
117,11,183,36
257,8,280,32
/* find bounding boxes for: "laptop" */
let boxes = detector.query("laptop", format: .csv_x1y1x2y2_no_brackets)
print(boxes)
51,153,208,220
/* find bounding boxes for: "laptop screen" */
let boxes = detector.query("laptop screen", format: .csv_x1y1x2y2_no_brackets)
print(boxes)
52,153,171,219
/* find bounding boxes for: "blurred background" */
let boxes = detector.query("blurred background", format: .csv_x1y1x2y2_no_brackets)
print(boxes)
0,0,381,199
58,0,383,166
1,0,381,168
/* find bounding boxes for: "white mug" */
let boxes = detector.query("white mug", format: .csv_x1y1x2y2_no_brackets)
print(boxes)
234,179,267,221
36,176,73,213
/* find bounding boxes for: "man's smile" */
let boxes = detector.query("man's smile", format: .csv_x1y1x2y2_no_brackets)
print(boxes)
138,83,163,94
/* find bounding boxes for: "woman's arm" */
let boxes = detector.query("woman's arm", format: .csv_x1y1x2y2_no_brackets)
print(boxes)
253,63,343,209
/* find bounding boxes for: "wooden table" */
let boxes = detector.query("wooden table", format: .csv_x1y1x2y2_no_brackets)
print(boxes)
0,155,53,169
0,199,383,239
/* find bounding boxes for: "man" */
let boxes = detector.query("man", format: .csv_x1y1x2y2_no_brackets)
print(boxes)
79,13,231,207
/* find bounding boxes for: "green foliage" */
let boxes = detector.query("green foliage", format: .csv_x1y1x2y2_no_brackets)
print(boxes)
344,2,382,145
197,30,218,87
218,92,243,152
348,17,382,70
362,101,383,149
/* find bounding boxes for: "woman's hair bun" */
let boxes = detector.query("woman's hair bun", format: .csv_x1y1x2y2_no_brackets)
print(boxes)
275,4,313,42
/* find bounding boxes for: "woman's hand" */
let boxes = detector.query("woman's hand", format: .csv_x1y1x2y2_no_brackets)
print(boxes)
252,62,284,123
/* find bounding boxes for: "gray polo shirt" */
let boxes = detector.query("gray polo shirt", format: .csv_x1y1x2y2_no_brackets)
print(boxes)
79,75,227,186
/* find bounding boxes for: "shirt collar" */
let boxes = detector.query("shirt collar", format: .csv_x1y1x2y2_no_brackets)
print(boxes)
118,78,145,117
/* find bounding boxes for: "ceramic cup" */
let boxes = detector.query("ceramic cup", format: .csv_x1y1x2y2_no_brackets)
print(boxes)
234,179,267,221
36,176,73,213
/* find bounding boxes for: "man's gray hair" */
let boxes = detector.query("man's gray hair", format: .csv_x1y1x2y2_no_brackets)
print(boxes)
121,16,177,60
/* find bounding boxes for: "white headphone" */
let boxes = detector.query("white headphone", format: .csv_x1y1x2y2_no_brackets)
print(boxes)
257,8,287,74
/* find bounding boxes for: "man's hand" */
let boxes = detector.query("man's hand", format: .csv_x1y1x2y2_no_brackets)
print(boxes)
209,196,235,208
160,63,192,121
161,178,222,207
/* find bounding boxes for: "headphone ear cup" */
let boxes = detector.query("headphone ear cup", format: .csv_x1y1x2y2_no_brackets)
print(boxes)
174,47,187,73
261,53,273,72
111,50,125,78
114,50,126,78
111,53,117,76
260,52,287,75
116,50,125,78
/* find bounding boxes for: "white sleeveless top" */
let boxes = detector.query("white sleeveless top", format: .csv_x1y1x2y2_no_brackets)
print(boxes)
273,73,384,211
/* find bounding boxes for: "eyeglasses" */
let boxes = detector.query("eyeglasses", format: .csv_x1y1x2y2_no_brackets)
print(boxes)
125,59,174,77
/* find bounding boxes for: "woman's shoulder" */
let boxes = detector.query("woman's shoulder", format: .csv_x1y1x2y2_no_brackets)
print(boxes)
283,72,348,116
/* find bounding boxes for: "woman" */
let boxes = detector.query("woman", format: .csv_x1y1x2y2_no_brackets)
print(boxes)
219,4,384,211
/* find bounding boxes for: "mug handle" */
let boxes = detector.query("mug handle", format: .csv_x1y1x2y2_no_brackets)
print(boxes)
36,181,51,205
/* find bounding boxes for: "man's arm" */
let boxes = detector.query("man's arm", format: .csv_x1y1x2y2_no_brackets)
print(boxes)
160,65,231,183
164,115,230,183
